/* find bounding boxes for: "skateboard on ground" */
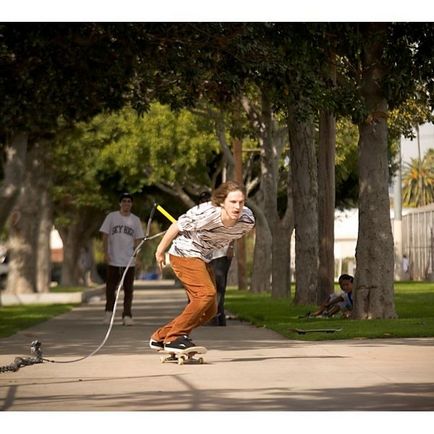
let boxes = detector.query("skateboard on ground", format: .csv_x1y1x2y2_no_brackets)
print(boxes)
290,328,342,335
158,346,207,365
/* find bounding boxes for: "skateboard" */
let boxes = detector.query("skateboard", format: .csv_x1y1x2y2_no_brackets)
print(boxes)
158,346,207,365
290,328,342,335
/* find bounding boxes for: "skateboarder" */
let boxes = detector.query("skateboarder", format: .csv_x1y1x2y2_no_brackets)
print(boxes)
149,181,255,352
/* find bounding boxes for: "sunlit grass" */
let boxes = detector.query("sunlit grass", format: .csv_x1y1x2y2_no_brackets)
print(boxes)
1,282,433,341
49,286,85,293
0,304,76,338
225,282,434,341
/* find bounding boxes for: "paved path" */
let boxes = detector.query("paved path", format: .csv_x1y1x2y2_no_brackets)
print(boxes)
1,282,434,411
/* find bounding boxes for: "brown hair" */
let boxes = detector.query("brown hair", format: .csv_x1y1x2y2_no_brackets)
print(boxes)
211,181,246,206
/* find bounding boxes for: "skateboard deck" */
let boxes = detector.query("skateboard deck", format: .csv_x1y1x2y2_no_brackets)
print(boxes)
158,346,207,365
290,328,342,335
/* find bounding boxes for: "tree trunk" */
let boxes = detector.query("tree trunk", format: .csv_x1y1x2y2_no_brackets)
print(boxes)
5,142,43,294
318,46,337,303
233,136,247,290
272,223,292,297
260,89,293,298
354,23,397,319
88,239,104,285
37,189,53,293
210,107,235,180
60,226,81,286
249,202,272,293
288,109,319,304
59,208,102,286
0,132,28,230
318,110,336,303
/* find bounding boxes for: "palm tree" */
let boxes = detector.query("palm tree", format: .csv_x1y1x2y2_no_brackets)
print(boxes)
402,148,434,207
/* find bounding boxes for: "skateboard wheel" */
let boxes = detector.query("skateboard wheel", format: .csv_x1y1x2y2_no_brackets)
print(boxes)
198,357,204,364
160,356,166,363
178,356,185,365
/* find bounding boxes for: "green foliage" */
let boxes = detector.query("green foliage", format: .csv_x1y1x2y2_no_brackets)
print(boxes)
334,112,414,209
388,94,434,141
137,103,219,185
225,281,434,341
330,23,434,126
384,23,434,111
52,123,111,211
51,103,220,235
0,23,138,134
335,118,359,208
88,103,219,192
402,148,434,207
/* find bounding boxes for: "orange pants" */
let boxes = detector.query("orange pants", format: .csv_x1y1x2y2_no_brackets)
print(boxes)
151,255,217,343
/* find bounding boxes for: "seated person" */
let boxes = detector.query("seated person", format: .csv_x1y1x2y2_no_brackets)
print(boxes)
310,274,353,318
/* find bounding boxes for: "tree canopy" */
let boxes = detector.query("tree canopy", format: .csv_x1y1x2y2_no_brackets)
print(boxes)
0,23,139,134
2,22,434,313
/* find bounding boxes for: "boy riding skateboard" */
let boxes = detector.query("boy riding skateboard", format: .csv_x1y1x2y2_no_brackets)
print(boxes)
149,181,255,352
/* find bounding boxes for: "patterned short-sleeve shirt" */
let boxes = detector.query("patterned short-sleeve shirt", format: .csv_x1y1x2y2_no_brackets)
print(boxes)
168,201,255,262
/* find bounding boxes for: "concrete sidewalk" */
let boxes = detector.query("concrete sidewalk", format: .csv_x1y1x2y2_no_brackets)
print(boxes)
1,281,434,411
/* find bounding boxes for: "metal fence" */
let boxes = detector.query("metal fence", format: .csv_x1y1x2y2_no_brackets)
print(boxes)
401,203,434,281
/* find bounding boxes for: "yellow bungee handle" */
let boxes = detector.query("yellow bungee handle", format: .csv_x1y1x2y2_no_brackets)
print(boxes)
156,204,177,223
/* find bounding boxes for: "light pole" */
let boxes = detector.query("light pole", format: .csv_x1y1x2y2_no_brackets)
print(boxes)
393,135,403,280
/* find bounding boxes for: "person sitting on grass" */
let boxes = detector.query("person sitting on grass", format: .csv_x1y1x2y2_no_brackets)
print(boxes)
309,274,354,318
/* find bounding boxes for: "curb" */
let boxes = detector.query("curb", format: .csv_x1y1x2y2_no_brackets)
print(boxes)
0,286,104,306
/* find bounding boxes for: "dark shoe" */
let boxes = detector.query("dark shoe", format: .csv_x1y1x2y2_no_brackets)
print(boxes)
218,314,227,326
149,338,164,350
164,335,196,352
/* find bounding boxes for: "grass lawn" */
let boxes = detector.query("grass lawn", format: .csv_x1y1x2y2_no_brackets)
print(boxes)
49,285,86,293
1,282,433,341
225,281,434,341
0,304,77,339
0,285,84,338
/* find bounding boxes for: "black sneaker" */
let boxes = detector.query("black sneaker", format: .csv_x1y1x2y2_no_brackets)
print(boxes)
164,335,196,352
149,338,164,350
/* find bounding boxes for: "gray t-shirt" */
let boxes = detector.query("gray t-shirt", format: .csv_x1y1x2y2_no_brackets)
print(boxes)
169,202,255,262
99,211,144,267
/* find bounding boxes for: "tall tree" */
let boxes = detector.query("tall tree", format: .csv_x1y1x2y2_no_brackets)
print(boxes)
242,87,293,297
0,23,140,229
334,22,434,318
353,23,396,318
276,24,327,304
318,44,337,303
288,108,319,304
1,23,149,293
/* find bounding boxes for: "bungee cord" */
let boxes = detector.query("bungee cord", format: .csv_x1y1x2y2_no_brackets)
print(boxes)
1,202,177,373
